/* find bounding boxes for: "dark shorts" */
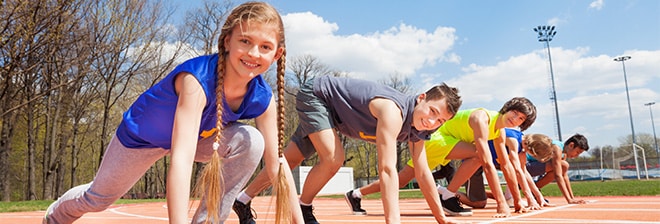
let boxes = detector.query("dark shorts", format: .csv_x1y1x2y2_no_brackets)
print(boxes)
465,167,487,201
526,161,547,177
290,79,334,159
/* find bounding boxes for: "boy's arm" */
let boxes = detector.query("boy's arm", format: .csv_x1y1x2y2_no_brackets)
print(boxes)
561,161,584,204
549,146,580,204
409,140,451,223
493,133,525,212
369,98,403,223
469,110,510,217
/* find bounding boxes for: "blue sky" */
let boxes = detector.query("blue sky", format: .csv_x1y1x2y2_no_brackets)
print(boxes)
171,0,660,153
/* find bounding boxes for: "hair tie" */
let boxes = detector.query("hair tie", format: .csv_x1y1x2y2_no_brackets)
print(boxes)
278,157,286,164
213,142,220,151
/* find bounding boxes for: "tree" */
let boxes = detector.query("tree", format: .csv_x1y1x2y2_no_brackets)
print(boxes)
0,0,89,201
181,0,233,55
1,0,180,201
285,54,333,96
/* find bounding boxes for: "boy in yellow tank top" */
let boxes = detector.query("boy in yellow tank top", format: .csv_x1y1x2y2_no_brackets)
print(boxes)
432,97,536,217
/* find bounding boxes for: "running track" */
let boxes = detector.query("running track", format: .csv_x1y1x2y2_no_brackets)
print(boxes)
2,196,659,223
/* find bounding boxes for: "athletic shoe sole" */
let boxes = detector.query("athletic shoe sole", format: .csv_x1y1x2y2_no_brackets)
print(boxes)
443,207,473,216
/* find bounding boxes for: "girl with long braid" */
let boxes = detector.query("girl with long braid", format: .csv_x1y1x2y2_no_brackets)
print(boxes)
44,2,302,223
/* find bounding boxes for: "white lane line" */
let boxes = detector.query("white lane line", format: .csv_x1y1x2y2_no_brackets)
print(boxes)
479,218,660,224
478,202,581,224
108,204,169,221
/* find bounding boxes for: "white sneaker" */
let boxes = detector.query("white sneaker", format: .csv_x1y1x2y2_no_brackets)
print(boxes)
506,198,515,208
504,186,513,200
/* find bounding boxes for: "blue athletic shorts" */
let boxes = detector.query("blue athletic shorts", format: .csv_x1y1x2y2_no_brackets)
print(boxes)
526,161,547,177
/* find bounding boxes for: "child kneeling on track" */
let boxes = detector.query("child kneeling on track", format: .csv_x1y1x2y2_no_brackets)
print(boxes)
527,133,590,204
233,75,463,224
457,130,554,210
43,2,303,223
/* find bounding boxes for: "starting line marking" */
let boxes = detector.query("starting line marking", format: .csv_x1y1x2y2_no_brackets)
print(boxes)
478,201,583,224
108,204,168,221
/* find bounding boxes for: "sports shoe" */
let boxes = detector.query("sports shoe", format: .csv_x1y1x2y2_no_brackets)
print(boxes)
440,196,473,216
504,187,514,208
300,204,320,224
504,186,513,200
232,200,256,224
344,190,367,215
506,198,515,208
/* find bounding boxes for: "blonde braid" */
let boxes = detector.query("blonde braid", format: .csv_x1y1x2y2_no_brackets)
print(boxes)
192,18,230,224
193,2,291,223
274,48,291,224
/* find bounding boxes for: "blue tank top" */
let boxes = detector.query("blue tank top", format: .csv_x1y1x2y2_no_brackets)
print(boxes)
116,54,272,149
313,76,433,143
488,128,523,167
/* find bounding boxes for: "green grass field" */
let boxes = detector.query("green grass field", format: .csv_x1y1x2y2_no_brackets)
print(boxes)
0,198,165,213
1,179,658,213
324,179,660,200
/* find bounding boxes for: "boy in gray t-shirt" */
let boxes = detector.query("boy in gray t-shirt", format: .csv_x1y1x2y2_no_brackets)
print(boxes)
234,75,462,224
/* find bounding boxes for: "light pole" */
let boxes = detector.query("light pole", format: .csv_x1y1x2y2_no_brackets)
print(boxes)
645,102,659,165
534,25,562,141
614,55,640,179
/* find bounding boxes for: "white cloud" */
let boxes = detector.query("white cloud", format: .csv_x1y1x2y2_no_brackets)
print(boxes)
547,17,565,27
419,47,660,146
282,12,458,80
127,41,198,65
589,0,605,10
277,11,659,147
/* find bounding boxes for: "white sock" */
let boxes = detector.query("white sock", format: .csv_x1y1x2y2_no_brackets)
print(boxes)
437,185,456,200
504,186,513,200
299,199,312,207
236,191,252,204
352,189,363,198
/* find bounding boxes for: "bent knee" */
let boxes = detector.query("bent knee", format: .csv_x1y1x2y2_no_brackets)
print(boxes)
319,156,344,172
225,124,265,160
232,124,265,152
83,194,118,212
472,201,487,209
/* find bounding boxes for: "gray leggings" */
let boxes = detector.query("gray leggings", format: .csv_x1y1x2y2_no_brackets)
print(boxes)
47,122,264,224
